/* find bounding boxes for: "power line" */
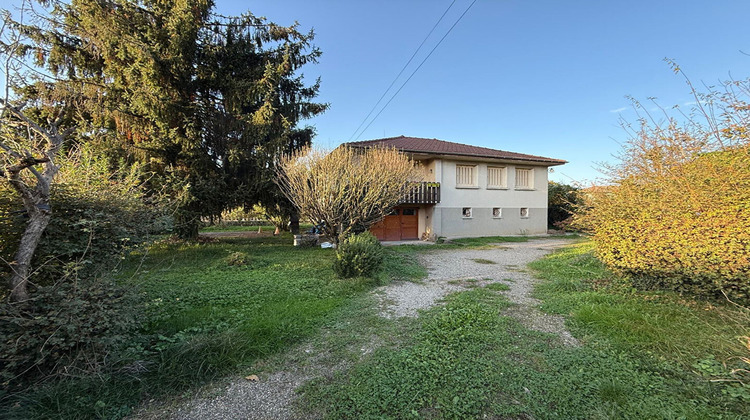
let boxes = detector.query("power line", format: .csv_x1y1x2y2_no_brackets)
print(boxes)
346,0,457,142
352,0,478,142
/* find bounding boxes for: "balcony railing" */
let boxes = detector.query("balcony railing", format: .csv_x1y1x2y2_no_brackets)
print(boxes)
400,182,440,204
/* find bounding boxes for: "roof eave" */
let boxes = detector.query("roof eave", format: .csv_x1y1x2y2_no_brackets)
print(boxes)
347,144,567,166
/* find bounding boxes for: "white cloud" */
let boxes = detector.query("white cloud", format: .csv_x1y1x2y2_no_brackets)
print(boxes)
609,107,628,113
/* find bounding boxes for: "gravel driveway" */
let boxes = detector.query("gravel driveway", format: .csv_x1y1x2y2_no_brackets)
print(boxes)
132,237,576,420
376,238,578,346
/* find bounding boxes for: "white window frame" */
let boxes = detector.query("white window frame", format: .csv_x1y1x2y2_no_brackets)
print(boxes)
487,166,507,189
462,207,473,219
520,207,530,218
515,167,535,190
492,207,502,218
456,164,478,188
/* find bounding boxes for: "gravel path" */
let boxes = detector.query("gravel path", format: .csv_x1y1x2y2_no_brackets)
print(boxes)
132,237,576,420
131,341,336,420
376,238,579,345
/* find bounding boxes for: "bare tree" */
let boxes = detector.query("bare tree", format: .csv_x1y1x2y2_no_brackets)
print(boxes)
0,8,75,302
276,145,424,243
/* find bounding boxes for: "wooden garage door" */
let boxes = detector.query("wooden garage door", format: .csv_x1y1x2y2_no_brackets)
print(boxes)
370,207,418,241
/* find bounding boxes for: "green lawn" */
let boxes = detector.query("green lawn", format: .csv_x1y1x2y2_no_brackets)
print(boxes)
199,223,314,233
8,236,747,419
301,240,749,419
199,224,276,232
6,233,419,419
529,241,750,403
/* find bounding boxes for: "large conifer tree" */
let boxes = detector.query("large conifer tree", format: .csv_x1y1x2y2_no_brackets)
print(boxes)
38,0,327,238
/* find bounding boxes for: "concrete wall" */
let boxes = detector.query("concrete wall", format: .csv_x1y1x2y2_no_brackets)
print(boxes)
432,206,547,237
421,159,438,182
417,204,433,240
425,159,550,238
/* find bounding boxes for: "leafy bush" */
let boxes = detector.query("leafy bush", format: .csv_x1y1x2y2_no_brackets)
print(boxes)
577,73,750,303
0,145,165,388
1,145,170,284
547,181,582,230
225,251,250,266
333,232,384,278
0,184,23,284
0,278,140,389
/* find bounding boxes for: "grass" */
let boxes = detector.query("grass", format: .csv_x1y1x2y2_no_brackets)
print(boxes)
376,244,427,282
301,239,749,418
302,286,743,419
3,232,420,419
444,235,530,248
199,223,315,233
200,224,276,232
9,235,747,418
528,241,749,369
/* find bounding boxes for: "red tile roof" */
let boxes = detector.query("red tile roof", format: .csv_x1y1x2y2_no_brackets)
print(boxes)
346,136,566,166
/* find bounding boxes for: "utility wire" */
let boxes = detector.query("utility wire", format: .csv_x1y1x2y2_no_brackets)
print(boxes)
353,0,478,141
346,0,457,142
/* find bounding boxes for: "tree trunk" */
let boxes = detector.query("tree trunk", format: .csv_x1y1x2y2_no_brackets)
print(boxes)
175,210,201,240
8,208,51,302
289,211,300,235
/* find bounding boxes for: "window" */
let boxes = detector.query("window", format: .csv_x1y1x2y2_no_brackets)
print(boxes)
492,207,502,218
520,207,529,218
515,168,534,189
462,207,472,218
456,165,477,188
402,208,416,216
487,166,507,189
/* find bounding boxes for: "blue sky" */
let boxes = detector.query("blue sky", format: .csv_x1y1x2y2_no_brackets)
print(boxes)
219,0,750,184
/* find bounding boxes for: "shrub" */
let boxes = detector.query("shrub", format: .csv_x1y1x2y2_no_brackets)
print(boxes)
225,251,250,266
0,184,23,284
0,278,140,389
332,232,384,278
548,181,582,230
577,72,750,303
1,145,170,285
0,145,163,387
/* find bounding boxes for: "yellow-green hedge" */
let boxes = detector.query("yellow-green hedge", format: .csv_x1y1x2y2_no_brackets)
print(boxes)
582,146,750,303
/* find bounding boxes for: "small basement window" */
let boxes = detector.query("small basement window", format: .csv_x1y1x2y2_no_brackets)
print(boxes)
520,207,529,218
462,207,473,218
492,207,502,218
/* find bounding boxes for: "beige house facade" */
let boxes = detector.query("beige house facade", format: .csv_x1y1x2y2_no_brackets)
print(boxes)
347,136,566,240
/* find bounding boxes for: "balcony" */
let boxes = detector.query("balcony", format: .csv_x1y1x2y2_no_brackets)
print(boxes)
400,182,440,204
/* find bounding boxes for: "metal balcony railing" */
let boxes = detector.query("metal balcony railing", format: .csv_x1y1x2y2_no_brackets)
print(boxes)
400,182,440,204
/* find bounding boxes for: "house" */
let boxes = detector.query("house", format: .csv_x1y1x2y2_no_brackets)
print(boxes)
345,136,566,240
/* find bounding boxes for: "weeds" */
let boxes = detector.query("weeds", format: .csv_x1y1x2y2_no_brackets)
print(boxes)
2,232,418,419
